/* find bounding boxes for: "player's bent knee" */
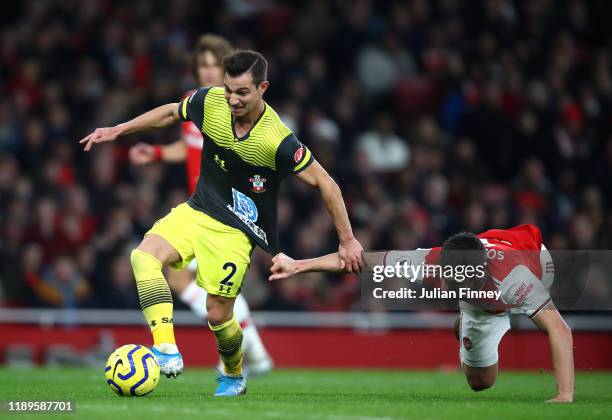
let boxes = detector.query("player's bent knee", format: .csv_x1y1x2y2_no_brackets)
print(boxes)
465,372,496,392
464,364,497,392
207,295,235,326
207,302,234,325
207,309,232,326
467,377,494,392
130,248,162,272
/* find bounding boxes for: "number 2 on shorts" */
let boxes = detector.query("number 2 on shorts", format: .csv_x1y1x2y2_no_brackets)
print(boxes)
219,262,237,293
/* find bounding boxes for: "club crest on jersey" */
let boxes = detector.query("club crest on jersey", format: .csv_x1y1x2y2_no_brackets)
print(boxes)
294,145,304,163
463,337,473,351
249,175,267,193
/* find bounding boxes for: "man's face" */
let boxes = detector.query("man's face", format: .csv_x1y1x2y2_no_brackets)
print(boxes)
196,51,223,87
223,72,268,118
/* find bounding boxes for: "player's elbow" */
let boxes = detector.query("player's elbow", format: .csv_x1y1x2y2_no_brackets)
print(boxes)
166,109,181,126
160,103,181,126
321,174,341,195
560,322,572,338
549,315,573,341
558,322,573,347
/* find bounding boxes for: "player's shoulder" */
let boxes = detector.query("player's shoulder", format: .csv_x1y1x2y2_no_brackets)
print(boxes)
200,87,229,123
203,86,226,104
206,86,224,97
488,248,542,283
478,224,542,251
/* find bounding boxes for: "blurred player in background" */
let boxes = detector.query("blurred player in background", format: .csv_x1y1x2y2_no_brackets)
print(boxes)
128,34,273,378
81,49,363,396
270,224,574,403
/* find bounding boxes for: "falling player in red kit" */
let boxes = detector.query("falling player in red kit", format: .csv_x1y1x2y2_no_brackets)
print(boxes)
269,224,574,403
129,34,273,376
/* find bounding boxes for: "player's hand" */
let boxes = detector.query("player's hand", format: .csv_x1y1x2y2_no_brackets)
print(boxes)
546,394,573,403
338,237,363,274
80,126,121,151
269,253,297,281
129,143,157,165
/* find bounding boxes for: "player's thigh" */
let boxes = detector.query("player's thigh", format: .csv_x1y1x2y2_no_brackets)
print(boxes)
193,214,254,299
459,309,510,370
137,234,181,266
145,203,199,270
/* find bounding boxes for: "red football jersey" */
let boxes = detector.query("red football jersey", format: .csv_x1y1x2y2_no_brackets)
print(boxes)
181,89,204,195
384,224,552,316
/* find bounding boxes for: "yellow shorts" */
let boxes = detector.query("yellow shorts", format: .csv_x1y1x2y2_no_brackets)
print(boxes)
146,203,254,298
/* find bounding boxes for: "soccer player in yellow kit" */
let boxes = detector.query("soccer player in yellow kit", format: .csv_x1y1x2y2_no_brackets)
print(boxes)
129,34,273,377
81,50,363,396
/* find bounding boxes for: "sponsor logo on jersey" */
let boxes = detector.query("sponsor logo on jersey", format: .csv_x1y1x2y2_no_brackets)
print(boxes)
294,145,304,163
512,282,534,305
249,175,267,193
227,188,268,245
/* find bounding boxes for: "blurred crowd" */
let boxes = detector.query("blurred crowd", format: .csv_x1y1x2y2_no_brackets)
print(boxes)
1,0,612,311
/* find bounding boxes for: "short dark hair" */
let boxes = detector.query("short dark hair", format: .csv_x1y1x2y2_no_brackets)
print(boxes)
223,50,268,86
439,232,487,289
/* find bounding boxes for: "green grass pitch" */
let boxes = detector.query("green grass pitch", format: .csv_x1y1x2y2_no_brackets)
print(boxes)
0,368,611,419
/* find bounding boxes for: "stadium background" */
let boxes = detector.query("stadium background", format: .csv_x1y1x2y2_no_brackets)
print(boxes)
0,0,611,369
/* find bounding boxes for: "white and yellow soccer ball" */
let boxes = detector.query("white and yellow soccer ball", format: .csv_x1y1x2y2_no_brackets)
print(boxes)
105,344,160,396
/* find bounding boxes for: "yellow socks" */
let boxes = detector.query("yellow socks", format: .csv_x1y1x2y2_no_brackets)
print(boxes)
130,249,176,346
209,316,243,375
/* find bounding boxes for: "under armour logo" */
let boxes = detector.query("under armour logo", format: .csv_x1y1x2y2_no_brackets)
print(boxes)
214,154,227,171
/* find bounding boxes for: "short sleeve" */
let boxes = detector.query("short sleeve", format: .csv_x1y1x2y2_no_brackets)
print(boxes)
275,134,314,176
178,87,209,128
499,265,551,317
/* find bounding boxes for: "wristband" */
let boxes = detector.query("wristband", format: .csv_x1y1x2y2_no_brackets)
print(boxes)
153,145,163,161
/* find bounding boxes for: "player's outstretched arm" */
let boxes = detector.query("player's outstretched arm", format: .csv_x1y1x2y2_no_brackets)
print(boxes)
295,161,363,274
531,301,574,403
129,139,187,165
268,252,345,281
268,251,385,281
80,103,181,151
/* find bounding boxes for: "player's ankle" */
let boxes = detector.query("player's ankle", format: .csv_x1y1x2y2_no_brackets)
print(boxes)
155,343,179,354
222,371,243,378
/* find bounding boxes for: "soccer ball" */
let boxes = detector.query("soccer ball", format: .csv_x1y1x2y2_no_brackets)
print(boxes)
105,344,160,396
